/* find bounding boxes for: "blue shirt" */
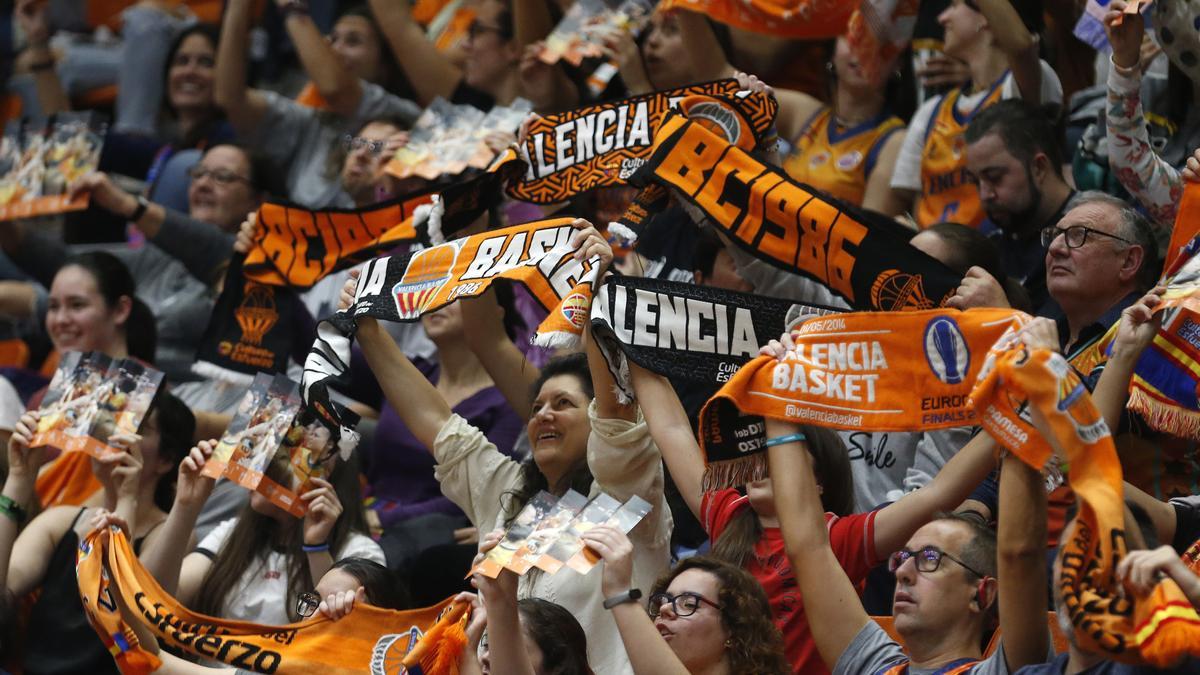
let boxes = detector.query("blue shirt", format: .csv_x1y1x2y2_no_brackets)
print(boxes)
1015,652,1200,674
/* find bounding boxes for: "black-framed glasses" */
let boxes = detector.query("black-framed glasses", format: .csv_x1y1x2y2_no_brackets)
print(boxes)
297,591,320,618
1040,225,1135,250
887,545,987,578
340,134,388,156
187,165,251,186
648,591,723,618
467,19,511,40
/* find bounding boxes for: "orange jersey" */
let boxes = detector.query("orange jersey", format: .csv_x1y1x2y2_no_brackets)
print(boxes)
915,74,1008,228
783,108,904,206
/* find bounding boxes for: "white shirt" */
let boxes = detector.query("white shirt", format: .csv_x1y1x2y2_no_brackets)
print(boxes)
196,517,385,625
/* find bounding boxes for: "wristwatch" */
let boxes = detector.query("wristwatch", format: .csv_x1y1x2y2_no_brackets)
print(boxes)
127,195,150,224
603,588,642,610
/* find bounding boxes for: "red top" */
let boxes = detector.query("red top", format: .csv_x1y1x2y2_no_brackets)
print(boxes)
702,489,881,675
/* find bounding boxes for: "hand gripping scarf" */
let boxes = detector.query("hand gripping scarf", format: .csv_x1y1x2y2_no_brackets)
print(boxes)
77,525,470,675
656,0,854,38
243,168,518,290
697,308,1026,487
969,335,1200,667
589,274,841,400
495,80,778,204
302,217,602,440
629,110,963,311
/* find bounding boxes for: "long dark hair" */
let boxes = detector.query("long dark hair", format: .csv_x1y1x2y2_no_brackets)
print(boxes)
502,353,595,526
517,598,594,675
649,557,789,675
146,389,196,512
711,425,853,568
193,452,368,621
161,23,226,148
330,557,410,610
58,251,157,363
336,5,416,101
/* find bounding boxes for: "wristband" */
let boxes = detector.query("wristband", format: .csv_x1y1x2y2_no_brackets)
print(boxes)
127,195,150,224
0,495,27,524
764,433,806,447
602,588,642,609
301,542,330,553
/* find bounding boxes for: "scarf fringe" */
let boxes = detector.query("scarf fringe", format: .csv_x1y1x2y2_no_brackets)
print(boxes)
406,609,468,675
532,330,581,350
702,455,768,493
606,222,638,245
115,648,162,675
1136,597,1200,668
190,360,258,387
1127,387,1200,441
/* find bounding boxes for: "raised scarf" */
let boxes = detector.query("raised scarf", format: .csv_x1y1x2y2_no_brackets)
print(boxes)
301,217,602,440
497,81,777,204
845,1,921,83
970,334,1200,667
656,0,854,38
588,274,841,400
242,169,517,290
629,110,962,311
76,525,469,675
698,308,1026,487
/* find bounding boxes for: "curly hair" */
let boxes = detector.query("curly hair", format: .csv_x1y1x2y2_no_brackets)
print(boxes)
649,556,789,675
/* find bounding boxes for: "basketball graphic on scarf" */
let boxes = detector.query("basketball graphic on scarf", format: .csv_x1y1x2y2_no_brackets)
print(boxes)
392,244,459,320
235,282,279,346
677,96,752,149
870,270,935,310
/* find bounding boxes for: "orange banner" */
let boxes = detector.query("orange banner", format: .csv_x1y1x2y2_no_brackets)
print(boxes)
658,0,854,38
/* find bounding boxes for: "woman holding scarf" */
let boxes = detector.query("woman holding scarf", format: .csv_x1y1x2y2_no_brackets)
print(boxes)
348,219,671,675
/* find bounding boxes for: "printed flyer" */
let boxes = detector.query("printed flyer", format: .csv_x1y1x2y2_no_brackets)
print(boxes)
0,112,106,220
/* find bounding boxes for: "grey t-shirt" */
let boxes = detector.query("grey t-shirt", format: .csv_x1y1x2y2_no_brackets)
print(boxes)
834,622,1011,675
249,82,420,209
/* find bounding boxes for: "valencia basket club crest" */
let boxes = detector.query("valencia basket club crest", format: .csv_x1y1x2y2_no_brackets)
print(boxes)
392,244,461,320
370,627,423,674
923,316,970,385
560,291,591,329
870,270,936,311
234,282,279,346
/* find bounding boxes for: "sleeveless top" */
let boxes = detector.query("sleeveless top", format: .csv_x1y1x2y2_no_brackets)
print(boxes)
784,108,905,206
915,73,1009,228
23,508,152,674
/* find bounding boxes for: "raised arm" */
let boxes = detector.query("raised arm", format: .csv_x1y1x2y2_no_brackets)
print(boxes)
582,524,691,675
138,442,216,594
215,0,271,135
512,0,556,49
976,0,1041,104
14,0,69,115
460,288,540,419
627,362,703,518
276,0,364,117
368,0,463,106
768,417,870,666
872,431,999,557
675,10,735,86
473,532,539,675
0,412,47,595
994,434,1050,670
347,272,453,450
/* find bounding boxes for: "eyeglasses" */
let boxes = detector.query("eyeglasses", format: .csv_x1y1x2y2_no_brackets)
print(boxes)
341,134,388,156
648,591,723,618
467,20,510,40
187,165,251,186
888,545,987,578
297,591,320,618
1040,225,1135,250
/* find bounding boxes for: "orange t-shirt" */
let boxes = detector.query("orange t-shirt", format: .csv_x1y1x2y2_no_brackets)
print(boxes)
783,108,904,206
915,75,1007,228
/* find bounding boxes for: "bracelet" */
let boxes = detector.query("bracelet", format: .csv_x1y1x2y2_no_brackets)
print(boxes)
29,59,55,73
0,495,27,524
301,542,330,553
764,433,806,447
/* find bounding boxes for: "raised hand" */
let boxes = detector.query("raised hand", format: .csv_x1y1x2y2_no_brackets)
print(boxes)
579,524,635,598
175,440,218,509
301,477,343,546
1104,0,1145,70
947,266,1010,310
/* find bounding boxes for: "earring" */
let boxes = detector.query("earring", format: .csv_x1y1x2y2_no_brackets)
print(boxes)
725,639,732,648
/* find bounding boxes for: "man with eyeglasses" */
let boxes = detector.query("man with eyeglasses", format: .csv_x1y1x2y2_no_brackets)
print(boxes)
767,413,1052,675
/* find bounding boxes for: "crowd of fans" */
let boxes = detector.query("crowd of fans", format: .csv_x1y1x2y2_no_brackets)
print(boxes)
0,0,1196,673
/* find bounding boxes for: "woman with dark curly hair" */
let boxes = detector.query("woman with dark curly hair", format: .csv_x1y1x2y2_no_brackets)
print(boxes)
582,524,789,675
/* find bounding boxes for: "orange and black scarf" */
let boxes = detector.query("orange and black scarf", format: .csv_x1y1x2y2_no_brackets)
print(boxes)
970,333,1200,667
629,110,963,311
77,525,470,675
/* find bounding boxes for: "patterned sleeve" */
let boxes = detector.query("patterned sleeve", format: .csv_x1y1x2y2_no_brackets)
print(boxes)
1106,61,1184,228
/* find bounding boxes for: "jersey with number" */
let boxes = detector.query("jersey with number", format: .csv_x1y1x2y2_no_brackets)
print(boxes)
784,108,905,206
915,74,1008,228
